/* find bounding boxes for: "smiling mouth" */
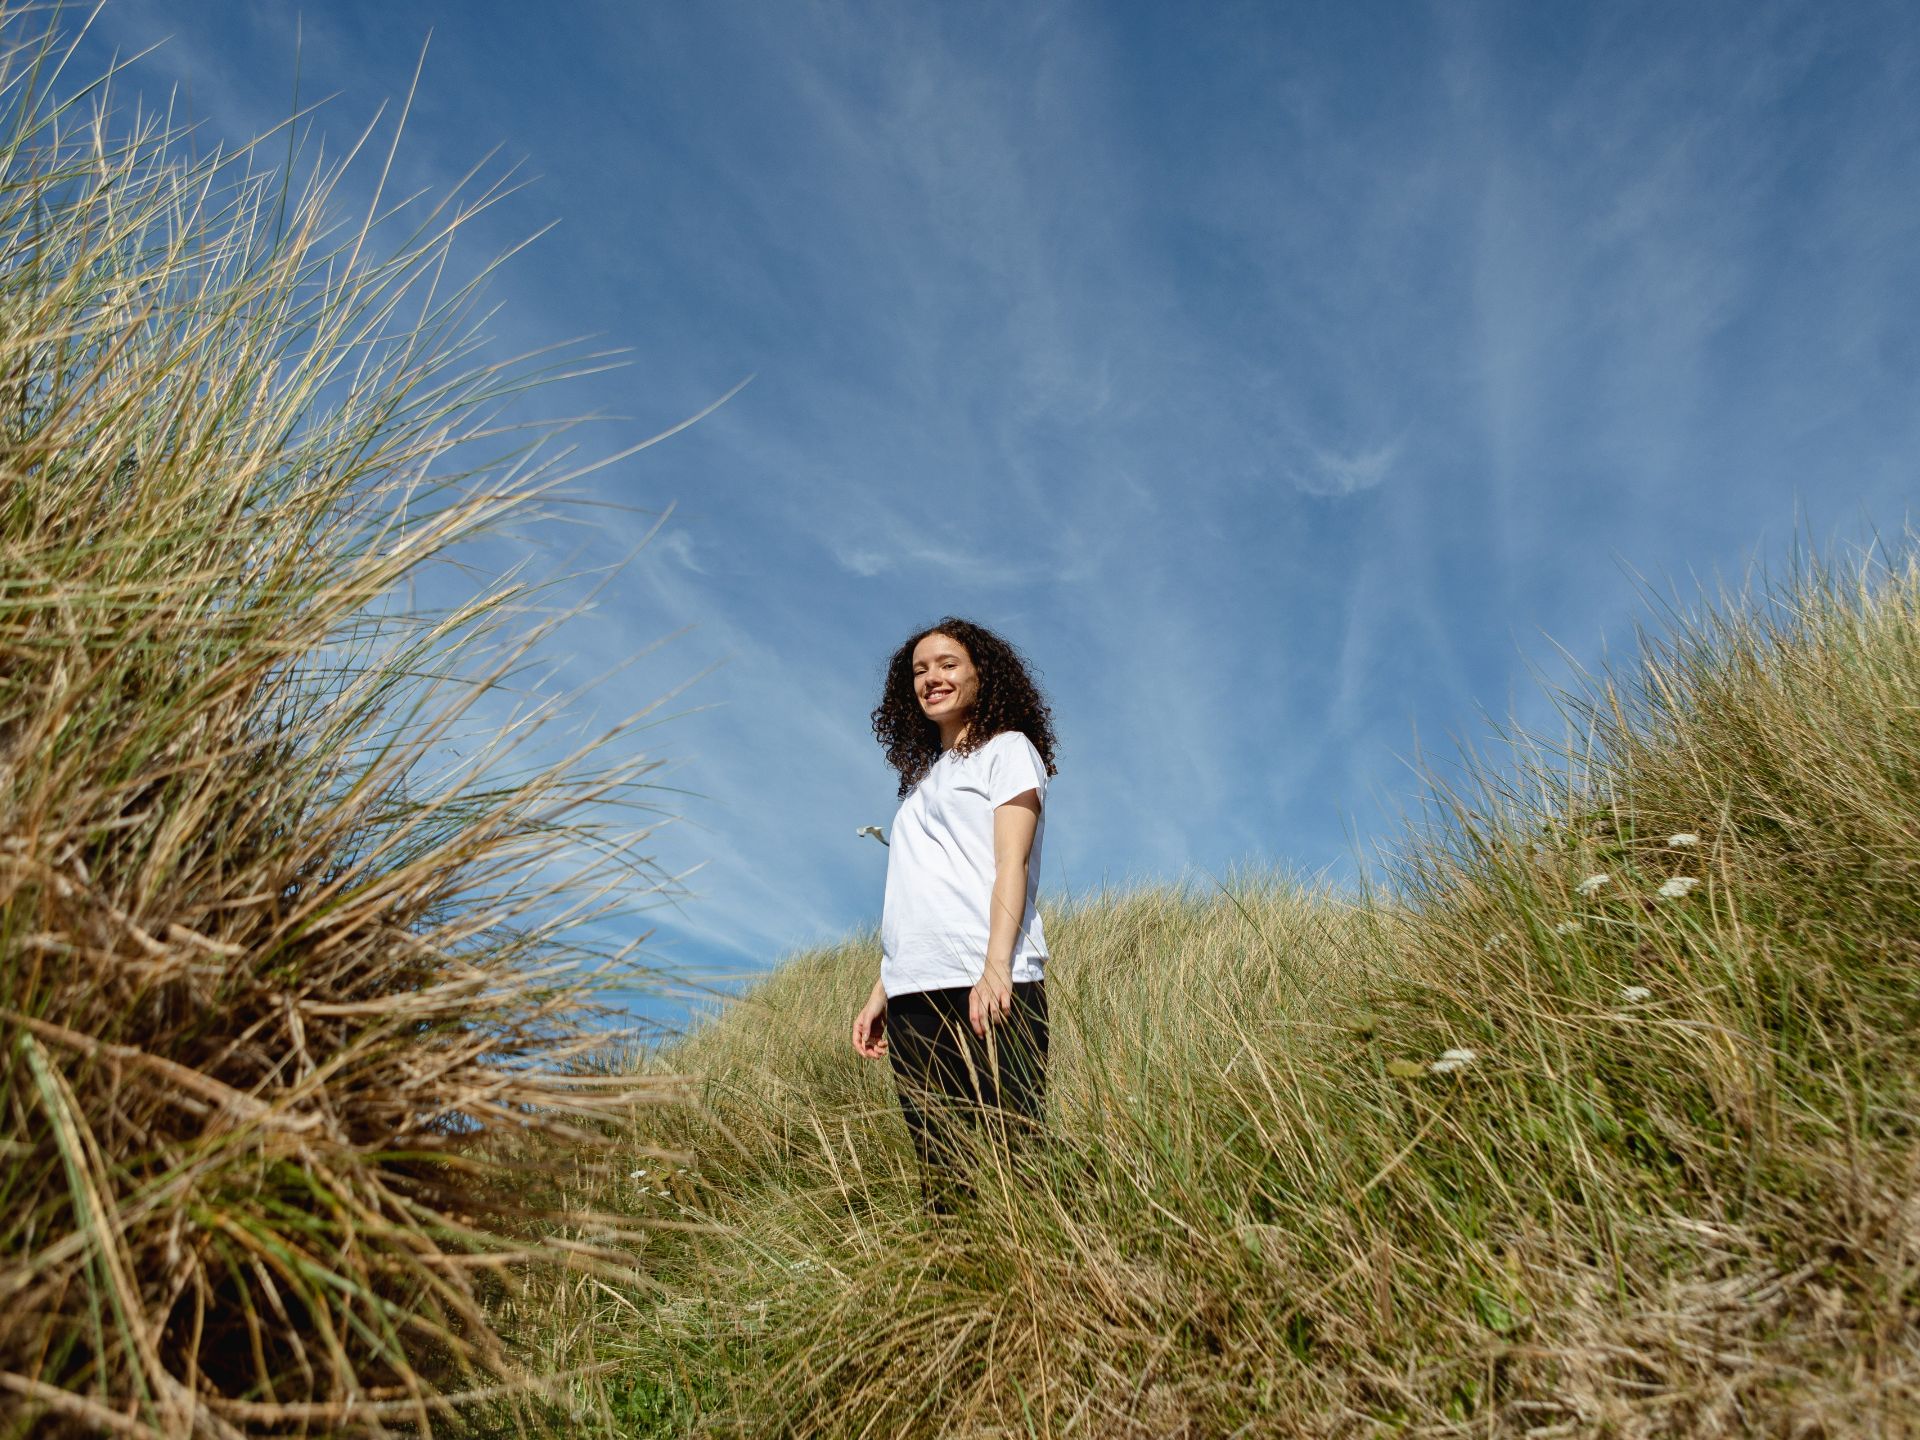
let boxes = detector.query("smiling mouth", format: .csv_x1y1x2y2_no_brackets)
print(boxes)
925,690,951,703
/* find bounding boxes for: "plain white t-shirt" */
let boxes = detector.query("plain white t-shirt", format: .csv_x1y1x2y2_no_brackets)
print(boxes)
880,729,1051,997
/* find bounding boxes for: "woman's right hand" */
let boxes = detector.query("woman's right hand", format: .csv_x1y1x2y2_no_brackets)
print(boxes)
852,982,888,1059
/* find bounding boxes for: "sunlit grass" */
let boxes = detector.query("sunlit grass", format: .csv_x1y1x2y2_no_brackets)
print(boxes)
514,531,1920,1436
0,8,692,1435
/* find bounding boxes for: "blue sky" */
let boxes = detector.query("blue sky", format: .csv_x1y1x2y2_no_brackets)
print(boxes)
76,1,1919,1030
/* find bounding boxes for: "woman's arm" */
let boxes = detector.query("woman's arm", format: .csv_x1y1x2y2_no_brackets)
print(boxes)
852,973,888,1058
971,789,1041,1035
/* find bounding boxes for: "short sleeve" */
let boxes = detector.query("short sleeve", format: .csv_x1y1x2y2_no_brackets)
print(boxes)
986,731,1048,809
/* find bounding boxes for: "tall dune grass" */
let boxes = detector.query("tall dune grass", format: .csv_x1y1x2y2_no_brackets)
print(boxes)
0,11,690,1436
515,533,1920,1437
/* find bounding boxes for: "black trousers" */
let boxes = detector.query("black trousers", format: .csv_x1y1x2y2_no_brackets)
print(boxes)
886,980,1049,1214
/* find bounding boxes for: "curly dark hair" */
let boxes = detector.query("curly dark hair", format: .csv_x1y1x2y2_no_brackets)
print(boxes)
871,616,1059,799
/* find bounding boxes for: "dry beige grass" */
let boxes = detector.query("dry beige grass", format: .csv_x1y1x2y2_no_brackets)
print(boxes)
510,538,1920,1437
1,11,692,1435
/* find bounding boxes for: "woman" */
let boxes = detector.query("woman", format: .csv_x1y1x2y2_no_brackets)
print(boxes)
850,616,1059,1214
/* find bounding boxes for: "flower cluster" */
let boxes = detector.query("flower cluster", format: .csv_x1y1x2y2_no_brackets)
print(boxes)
1386,1047,1484,1079
628,1164,691,1200
1472,826,1709,986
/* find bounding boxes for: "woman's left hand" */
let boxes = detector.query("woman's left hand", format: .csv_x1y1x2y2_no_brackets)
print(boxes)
970,962,1014,1037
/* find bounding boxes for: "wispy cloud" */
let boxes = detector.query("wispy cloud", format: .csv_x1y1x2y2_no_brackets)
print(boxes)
80,0,1920,1018
653,528,705,573
1289,439,1401,497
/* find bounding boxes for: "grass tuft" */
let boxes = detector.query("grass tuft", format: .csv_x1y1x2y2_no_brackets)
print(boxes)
1,8,689,1435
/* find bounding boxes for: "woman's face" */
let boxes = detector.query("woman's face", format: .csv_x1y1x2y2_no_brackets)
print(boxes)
910,631,979,727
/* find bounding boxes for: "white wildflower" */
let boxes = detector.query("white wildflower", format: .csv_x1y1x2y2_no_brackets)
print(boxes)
1553,919,1582,936
1430,1047,1479,1075
1666,833,1700,849
629,1169,645,1180
856,825,888,846
1484,932,1508,953
1618,985,1652,1004
1657,876,1700,898
1575,873,1610,896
